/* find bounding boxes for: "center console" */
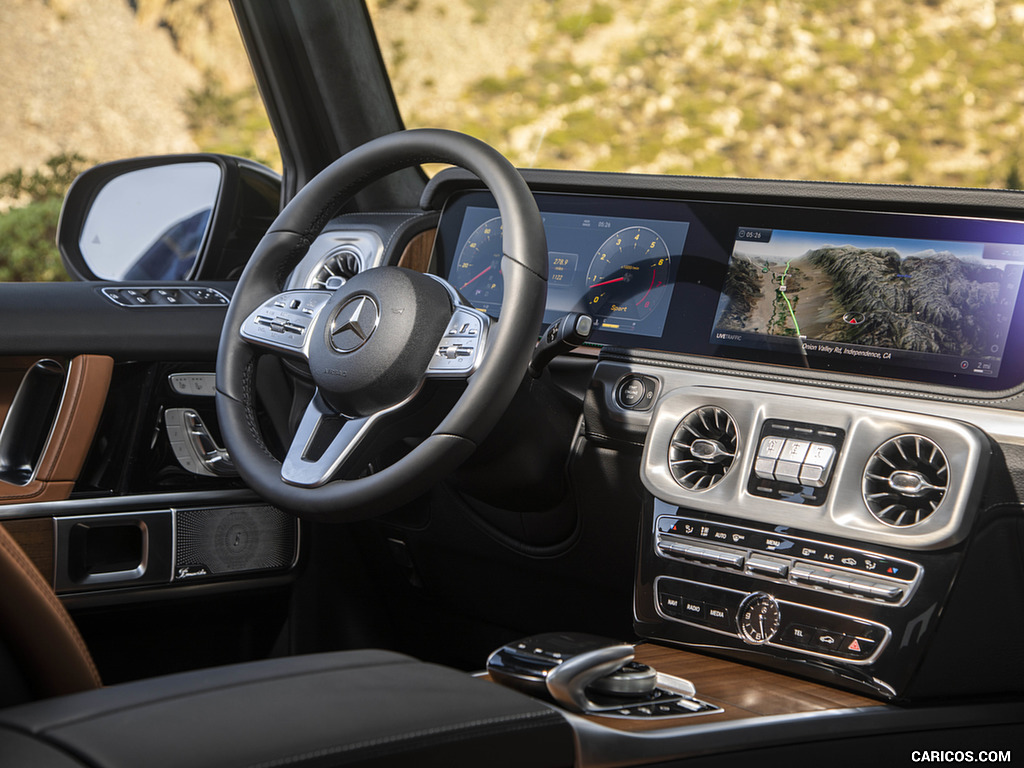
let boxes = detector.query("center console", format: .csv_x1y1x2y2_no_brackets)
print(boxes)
632,380,990,699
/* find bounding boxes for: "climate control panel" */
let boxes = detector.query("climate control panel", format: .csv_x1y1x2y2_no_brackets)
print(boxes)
655,514,920,606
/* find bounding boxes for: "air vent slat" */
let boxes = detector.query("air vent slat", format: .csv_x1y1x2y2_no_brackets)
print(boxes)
863,435,947,527
310,247,361,291
668,406,738,492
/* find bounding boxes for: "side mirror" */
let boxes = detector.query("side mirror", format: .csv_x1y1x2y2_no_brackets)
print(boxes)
58,154,281,282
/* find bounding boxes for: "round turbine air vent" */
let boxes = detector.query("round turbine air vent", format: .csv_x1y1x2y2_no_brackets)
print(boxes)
310,247,361,290
668,406,738,491
863,435,948,527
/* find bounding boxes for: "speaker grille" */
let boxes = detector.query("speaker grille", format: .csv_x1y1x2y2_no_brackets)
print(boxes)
175,506,297,579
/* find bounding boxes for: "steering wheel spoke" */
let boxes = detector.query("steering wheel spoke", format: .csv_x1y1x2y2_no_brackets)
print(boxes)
424,305,491,380
281,391,405,487
239,290,332,359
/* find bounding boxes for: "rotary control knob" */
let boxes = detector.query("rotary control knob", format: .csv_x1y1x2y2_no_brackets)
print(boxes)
738,592,781,645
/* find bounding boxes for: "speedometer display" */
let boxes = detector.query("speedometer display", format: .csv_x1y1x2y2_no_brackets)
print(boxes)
443,200,689,338
585,227,672,323
450,216,504,315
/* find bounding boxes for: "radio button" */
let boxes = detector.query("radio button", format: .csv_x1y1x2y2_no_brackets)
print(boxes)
681,599,706,621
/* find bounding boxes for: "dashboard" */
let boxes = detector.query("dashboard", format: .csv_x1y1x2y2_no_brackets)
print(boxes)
275,171,1024,703
421,173,1024,703
435,189,1024,391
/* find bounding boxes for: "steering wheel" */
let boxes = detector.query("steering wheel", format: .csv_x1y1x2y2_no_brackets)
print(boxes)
216,130,547,521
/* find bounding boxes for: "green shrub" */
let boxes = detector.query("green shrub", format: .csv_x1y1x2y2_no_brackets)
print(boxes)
0,197,69,282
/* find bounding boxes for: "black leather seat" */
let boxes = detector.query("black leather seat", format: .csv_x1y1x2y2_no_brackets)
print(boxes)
0,526,574,767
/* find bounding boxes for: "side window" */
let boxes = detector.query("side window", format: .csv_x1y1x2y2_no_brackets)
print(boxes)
0,2,278,283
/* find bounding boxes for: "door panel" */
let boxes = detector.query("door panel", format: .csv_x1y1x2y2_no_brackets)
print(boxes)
0,355,112,504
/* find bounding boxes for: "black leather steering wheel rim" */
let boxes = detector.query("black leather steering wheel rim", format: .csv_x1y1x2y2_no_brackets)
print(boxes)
216,129,547,521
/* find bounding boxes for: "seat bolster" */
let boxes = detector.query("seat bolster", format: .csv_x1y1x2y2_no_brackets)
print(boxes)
0,523,101,701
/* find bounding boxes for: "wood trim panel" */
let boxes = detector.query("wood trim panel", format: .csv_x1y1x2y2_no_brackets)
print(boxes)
0,518,53,579
588,644,880,732
397,229,435,273
0,355,113,504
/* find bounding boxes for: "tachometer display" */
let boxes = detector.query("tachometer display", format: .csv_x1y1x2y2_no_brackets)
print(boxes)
585,227,672,323
451,216,503,313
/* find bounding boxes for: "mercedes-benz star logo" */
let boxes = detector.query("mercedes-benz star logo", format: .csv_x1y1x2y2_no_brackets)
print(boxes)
329,295,380,353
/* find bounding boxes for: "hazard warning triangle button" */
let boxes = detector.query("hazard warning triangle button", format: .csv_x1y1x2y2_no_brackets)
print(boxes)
846,638,862,653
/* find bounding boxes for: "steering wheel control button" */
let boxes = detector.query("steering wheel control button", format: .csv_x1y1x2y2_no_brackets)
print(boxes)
427,308,488,376
241,291,331,355
329,295,380,353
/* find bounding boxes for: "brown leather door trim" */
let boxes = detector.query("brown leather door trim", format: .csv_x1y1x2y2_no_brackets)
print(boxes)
0,355,113,504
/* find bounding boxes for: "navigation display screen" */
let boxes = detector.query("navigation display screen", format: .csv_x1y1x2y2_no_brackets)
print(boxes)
711,228,1024,380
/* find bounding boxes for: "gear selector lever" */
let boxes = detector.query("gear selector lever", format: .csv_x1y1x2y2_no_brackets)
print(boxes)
486,632,713,719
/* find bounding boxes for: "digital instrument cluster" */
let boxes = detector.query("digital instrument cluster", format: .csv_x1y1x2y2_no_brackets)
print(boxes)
434,190,1024,390
447,205,688,339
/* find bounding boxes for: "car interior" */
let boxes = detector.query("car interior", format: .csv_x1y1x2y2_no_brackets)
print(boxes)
0,1,1021,766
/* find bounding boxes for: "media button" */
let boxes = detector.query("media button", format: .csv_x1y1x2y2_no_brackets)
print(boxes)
704,604,732,631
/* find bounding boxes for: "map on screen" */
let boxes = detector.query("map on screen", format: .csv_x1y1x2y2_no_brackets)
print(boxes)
711,229,1023,363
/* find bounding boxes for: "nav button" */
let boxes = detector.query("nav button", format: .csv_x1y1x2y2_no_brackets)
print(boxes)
658,592,684,619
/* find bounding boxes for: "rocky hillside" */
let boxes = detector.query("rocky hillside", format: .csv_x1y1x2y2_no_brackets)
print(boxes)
1,0,1023,190
370,0,1024,188
0,0,274,187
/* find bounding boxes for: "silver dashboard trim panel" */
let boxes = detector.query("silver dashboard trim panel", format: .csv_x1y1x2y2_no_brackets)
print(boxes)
634,376,989,550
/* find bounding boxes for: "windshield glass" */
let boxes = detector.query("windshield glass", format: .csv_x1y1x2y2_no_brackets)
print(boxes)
368,0,1023,189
